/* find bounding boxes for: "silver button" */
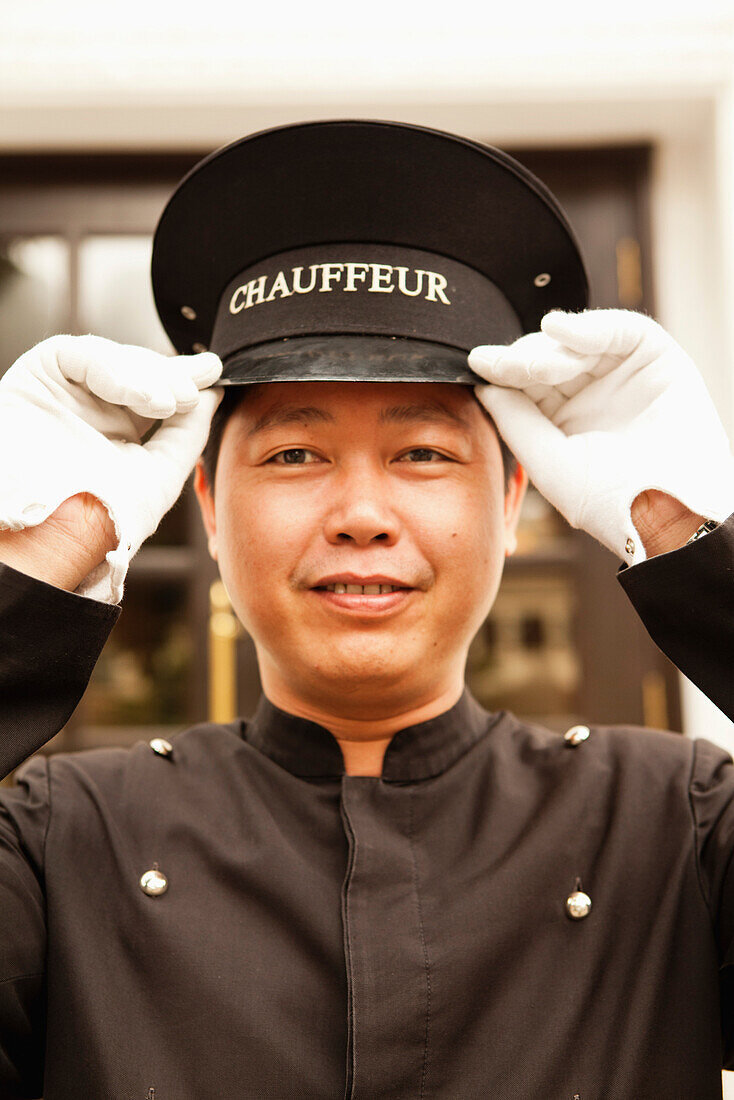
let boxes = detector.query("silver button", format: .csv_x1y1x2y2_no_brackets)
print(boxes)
534,272,551,287
625,537,635,555
140,865,168,897
149,737,174,759
180,305,197,321
564,724,590,747
566,889,592,920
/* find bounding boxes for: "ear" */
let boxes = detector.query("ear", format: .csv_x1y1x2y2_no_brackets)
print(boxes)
503,462,528,557
193,460,218,561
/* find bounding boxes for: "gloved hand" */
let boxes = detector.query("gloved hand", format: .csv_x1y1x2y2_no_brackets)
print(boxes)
0,334,222,603
469,309,734,564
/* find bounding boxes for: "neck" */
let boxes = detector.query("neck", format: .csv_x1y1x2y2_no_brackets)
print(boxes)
259,675,465,777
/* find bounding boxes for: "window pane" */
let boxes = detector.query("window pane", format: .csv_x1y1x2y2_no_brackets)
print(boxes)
145,476,191,548
515,485,571,557
0,236,69,376
78,235,171,354
80,578,193,746
467,570,582,732
79,234,191,546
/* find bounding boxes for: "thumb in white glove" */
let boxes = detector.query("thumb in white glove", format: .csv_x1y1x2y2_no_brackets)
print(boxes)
468,309,734,564
0,334,223,603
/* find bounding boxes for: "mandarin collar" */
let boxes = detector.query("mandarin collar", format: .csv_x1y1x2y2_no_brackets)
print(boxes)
244,686,495,781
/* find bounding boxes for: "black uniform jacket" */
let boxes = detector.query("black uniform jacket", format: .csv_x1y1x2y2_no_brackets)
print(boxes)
1,516,733,1100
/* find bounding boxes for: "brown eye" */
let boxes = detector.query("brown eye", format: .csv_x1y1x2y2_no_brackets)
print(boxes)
269,448,320,465
399,448,449,462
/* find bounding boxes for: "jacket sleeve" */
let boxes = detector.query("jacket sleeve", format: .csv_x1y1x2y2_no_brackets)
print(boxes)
0,563,119,1095
617,512,734,721
0,756,50,1097
689,734,734,1067
0,561,120,780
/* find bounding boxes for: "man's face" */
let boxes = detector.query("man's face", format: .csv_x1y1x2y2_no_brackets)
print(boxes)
195,381,526,717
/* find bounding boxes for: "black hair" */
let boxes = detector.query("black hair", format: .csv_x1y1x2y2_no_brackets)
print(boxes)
200,384,518,493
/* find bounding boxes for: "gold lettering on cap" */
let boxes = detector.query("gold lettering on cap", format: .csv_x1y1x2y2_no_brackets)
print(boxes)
369,264,395,293
228,260,452,315
245,276,268,308
229,285,248,313
423,270,450,305
318,263,345,293
292,265,319,294
265,270,293,302
395,266,425,297
344,262,370,292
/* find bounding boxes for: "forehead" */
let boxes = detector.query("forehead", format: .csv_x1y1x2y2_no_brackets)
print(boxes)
231,380,483,430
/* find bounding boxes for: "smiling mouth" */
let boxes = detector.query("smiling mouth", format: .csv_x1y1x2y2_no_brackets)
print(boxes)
309,584,415,612
314,583,407,594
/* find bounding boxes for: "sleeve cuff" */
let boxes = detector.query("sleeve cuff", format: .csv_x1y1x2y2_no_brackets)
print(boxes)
0,562,121,778
617,512,734,720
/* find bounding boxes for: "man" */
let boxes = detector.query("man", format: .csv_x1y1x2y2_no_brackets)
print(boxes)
0,120,733,1099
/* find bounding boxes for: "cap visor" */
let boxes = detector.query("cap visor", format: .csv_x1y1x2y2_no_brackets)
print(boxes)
220,335,480,386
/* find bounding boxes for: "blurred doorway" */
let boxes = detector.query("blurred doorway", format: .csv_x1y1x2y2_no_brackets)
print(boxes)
0,143,681,763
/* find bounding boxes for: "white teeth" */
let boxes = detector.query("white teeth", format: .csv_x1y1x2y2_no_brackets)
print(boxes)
323,583,401,594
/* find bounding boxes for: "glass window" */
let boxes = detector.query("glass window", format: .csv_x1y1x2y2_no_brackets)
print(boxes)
0,236,70,376
78,578,193,748
466,570,582,732
77,235,171,354
145,480,191,548
514,485,571,558
78,234,190,547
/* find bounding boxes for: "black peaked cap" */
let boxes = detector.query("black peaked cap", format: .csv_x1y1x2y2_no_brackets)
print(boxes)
151,119,589,386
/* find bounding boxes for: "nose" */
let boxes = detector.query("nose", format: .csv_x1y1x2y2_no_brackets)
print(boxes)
322,465,400,547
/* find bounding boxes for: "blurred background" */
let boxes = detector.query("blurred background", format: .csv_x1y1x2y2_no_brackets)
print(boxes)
2,1,734,1091
1,0,733,752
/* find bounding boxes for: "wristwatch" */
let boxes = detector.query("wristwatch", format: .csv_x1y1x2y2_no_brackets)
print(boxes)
686,519,719,545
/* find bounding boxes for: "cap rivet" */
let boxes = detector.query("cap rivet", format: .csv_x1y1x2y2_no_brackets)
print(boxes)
192,342,208,353
181,305,197,321
534,272,551,287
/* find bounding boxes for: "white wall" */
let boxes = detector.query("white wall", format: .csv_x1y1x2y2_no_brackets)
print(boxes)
1,0,733,750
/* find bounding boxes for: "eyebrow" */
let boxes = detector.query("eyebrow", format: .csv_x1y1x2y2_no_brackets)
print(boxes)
247,399,471,437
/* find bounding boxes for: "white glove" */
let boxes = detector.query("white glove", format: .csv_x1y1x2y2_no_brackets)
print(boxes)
0,334,223,603
469,309,734,564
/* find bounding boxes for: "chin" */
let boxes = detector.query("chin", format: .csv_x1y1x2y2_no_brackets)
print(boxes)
306,641,418,691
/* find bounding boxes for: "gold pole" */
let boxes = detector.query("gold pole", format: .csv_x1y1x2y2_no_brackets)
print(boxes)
616,237,644,308
641,671,669,731
208,580,240,723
